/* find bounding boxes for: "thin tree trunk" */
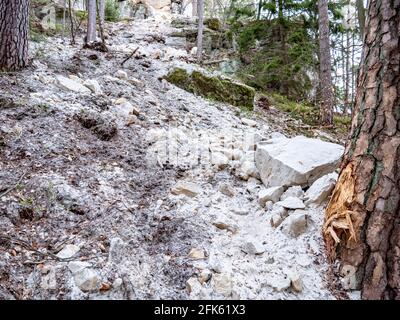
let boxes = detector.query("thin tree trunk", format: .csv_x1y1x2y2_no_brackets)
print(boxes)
68,0,76,44
0,0,29,71
192,0,198,16
318,0,334,125
356,0,365,39
324,0,400,300
196,0,204,63
86,0,97,43
344,27,350,114
62,0,66,41
99,0,105,25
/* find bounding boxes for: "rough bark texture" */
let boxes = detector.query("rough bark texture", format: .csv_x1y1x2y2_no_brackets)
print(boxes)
324,0,400,300
0,0,29,71
318,0,334,125
86,0,97,43
196,0,204,63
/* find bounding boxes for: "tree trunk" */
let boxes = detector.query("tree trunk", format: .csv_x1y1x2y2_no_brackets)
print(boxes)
192,0,198,16
196,0,204,63
99,0,106,25
86,0,97,43
318,0,334,125
324,0,400,300
356,0,365,39
68,0,76,44
0,0,29,71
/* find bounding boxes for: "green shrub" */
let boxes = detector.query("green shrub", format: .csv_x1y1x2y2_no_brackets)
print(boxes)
105,0,120,22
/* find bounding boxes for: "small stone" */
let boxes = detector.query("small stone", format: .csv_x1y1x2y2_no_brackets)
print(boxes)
304,172,338,205
108,237,125,264
188,248,205,260
56,75,91,93
115,70,128,80
219,182,236,197
40,267,57,290
68,261,91,274
198,269,212,284
113,278,123,288
290,273,303,292
186,277,202,294
213,273,232,297
270,213,284,228
211,152,229,169
56,244,80,259
239,160,258,180
241,118,257,127
281,210,309,237
114,97,128,105
171,181,201,197
212,220,239,234
275,196,305,209
241,240,265,255
280,186,304,200
265,274,291,292
258,186,284,206
74,268,101,292
83,79,102,94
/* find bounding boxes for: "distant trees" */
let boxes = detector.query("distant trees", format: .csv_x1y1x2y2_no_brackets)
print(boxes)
324,0,400,299
318,0,334,125
0,0,29,71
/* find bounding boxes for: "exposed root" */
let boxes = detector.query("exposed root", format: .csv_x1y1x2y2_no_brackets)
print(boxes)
323,163,357,260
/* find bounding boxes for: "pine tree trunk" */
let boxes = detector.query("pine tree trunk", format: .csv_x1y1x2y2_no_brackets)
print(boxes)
86,0,97,43
324,0,400,300
0,0,29,71
196,0,204,63
318,0,334,125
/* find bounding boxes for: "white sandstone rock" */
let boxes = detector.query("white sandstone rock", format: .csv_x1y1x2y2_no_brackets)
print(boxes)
275,196,305,209
258,186,284,206
83,79,102,94
115,70,128,80
73,268,101,292
281,210,309,237
171,181,201,197
56,75,91,93
255,136,344,187
280,186,304,200
304,172,338,205
56,244,80,259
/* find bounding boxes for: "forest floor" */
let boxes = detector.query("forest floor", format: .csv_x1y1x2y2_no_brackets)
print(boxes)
0,12,356,300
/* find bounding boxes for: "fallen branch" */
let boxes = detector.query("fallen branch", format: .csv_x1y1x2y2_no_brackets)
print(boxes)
0,172,26,198
121,47,139,66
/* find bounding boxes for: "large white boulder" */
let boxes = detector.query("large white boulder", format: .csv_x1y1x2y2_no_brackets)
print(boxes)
255,136,344,187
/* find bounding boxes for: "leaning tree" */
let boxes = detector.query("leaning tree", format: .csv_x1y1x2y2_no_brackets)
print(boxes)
0,0,30,71
324,0,400,300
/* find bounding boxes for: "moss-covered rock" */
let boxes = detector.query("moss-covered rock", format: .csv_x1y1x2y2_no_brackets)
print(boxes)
165,68,255,110
204,18,221,31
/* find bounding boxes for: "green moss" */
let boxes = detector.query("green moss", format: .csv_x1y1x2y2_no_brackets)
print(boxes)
165,68,255,110
105,0,120,22
205,18,221,31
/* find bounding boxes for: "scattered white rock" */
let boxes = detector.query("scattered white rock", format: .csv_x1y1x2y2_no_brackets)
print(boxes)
188,248,206,260
241,118,257,127
56,75,91,93
280,186,304,200
212,215,239,233
275,196,305,209
281,210,309,237
115,70,128,80
219,182,236,197
304,172,338,205
40,266,57,290
108,237,125,264
73,268,101,292
68,261,91,274
211,152,229,169
265,274,291,292
241,240,265,255
289,272,303,292
83,79,102,94
56,244,80,259
171,181,201,197
239,160,259,180
213,273,232,297
258,186,284,206
255,136,344,187
198,269,212,284
186,277,202,294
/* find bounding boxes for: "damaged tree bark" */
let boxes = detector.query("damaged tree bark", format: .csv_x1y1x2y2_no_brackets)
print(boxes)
0,0,29,71
324,0,400,300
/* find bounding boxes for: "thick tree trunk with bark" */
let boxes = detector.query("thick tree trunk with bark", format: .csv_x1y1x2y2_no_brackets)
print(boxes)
0,0,29,71
86,0,97,43
324,0,400,300
196,0,204,63
318,0,334,125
